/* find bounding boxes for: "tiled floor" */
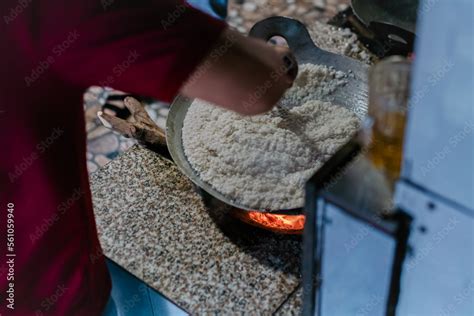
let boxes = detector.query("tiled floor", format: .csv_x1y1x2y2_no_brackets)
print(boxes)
226,0,349,31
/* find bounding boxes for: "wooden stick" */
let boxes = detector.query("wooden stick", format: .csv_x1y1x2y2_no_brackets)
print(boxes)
97,97,167,147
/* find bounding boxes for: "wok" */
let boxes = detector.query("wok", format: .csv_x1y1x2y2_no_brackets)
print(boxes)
165,16,369,214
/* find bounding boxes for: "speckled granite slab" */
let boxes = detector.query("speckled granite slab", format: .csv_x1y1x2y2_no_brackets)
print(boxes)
275,286,303,316
91,145,302,314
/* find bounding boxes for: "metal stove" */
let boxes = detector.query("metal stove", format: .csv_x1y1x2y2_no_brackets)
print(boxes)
302,0,474,315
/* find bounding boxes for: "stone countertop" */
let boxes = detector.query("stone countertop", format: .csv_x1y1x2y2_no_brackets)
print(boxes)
275,286,303,316
91,145,303,314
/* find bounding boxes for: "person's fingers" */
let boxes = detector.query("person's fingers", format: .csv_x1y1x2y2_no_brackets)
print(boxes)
274,46,298,81
240,36,298,85
97,111,136,138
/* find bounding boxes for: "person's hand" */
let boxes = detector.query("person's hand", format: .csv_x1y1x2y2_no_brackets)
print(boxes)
180,28,298,115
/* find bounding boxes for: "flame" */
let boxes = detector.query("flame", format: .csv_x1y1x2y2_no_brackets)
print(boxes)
233,210,305,234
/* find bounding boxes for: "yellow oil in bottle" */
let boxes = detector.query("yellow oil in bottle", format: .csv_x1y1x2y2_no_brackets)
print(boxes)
368,111,406,186
368,56,411,189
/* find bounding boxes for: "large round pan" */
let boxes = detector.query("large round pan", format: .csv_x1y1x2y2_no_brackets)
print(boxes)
351,0,418,35
166,16,369,214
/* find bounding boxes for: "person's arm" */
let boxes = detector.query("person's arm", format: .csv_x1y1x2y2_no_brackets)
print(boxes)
181,28,297,115
40,0,295,114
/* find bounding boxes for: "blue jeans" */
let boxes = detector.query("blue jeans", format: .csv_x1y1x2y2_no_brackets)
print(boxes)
102,259,186,316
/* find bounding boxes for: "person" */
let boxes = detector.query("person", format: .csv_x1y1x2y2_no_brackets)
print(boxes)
0,0,297,314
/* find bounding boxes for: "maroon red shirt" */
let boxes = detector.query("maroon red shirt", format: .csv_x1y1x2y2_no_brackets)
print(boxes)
0,0,225,314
